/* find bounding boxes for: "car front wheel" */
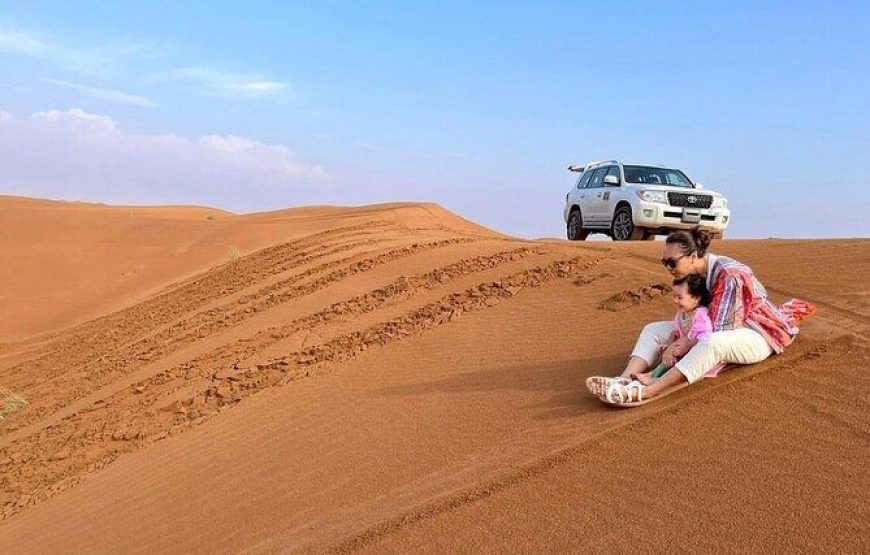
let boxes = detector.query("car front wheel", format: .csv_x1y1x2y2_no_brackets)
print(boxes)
611,206,644,241
567,209,589,241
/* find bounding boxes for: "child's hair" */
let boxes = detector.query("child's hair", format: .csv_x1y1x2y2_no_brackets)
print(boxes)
672,273,711,307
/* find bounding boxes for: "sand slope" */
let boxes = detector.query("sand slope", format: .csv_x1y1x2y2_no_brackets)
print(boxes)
0,198,867,553
0,195,496,342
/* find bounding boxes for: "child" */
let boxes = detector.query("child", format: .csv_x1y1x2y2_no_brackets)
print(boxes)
634,273,724,385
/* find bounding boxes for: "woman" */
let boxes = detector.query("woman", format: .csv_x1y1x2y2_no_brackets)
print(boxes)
586,228,814,406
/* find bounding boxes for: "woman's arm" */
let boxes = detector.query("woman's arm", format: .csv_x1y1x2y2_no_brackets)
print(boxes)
689,307,715,340
708,274,745,331
659,329,679,351
668,335,697,356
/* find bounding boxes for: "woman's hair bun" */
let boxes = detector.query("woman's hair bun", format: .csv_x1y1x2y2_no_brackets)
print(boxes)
665,227,713,256
691,227,712,256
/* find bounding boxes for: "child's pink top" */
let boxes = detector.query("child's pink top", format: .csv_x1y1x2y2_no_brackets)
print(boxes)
673,307,725,379
674,307,714,341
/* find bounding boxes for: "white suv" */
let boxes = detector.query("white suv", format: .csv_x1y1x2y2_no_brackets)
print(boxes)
563,160,730,241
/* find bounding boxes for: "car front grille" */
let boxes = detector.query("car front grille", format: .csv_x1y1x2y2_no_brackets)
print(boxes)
667,192,713,208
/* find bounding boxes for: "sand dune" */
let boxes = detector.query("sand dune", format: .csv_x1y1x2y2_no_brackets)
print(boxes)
0,198,867,553
0,196,497,342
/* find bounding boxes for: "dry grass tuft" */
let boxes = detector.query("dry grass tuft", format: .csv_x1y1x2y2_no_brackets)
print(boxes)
0,387,27,419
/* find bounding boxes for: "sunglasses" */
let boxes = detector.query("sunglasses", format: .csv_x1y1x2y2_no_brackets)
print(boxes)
661,253,689,269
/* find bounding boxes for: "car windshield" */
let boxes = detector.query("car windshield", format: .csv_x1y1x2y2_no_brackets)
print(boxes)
623,165,694,188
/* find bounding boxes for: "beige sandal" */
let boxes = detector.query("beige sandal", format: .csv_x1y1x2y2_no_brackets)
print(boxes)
585,376,629,398
601,379,689,408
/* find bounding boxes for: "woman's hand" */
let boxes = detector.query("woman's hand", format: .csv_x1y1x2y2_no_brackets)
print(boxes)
671,337,692,358
661,345,677,367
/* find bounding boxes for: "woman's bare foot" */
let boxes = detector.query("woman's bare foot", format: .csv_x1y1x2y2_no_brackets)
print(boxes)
619,355,651,380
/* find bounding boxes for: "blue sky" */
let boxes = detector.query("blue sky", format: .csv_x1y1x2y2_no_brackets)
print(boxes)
1,1,867,238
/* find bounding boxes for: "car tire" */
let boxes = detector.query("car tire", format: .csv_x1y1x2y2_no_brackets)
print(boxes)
611,206,644,241
567,209,589,241
642,230,656,241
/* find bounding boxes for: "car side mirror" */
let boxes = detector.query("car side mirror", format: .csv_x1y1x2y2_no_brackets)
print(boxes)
603,175,620,186
695,183,705,190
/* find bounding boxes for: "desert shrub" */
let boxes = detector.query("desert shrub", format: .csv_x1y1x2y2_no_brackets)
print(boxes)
0,387,27,419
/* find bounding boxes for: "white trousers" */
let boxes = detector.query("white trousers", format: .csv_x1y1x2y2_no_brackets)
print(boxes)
630,321,774,383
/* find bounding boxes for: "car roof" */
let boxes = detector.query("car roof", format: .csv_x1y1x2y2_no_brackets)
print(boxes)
623,162,670,168
582,161,672,170
569,161,684,173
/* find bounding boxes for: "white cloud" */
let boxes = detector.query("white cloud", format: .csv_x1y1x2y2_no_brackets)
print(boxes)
0,24,51,57
44,78,158,107
162,67,290,99
1,23,286,103
0,108,326,206
0,23,115,76
31,107,118,131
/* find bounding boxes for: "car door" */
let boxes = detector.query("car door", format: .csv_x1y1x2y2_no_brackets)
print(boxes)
584,166,611,225
599,165,622,224
573,168,595,223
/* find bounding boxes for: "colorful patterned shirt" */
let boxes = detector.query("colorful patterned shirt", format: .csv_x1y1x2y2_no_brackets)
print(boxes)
706,254,807,353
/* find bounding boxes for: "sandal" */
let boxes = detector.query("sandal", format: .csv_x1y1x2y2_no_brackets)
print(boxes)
604,379,646,405
585,376,629,398
601,379,691,408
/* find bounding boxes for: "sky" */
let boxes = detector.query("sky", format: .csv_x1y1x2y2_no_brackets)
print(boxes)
1,0,868,239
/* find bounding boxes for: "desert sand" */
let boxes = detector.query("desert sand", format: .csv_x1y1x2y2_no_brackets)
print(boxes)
0,195,867,553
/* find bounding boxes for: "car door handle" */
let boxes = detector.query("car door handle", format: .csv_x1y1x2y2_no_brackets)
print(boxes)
579,194,585,198
596,193,603,198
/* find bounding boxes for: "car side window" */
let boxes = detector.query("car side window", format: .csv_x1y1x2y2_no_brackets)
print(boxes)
587,167,605,188
577,170,593,189
605,165,621,185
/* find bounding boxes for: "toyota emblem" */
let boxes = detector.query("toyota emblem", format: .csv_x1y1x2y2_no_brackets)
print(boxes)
687,195,697,204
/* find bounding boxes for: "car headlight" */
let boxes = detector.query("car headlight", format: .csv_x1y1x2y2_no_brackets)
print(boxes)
712,196,727,208
636,190,668,204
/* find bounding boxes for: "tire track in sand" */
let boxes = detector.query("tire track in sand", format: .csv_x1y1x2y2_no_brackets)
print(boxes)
597,283,671,312
1,238,392,431
3,245,545,447
0,249,603,519
1,237,482,436
1,222,399,387
6,235,390,386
